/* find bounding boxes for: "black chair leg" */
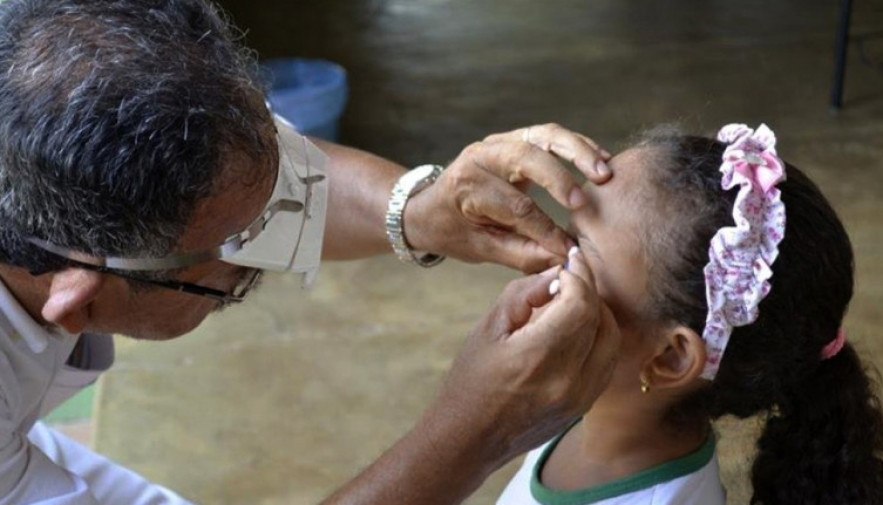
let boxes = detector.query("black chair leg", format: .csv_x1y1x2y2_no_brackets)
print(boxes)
831,0,854,110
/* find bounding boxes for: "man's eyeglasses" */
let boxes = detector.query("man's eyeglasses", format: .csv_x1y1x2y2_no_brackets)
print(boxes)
61,259,264,305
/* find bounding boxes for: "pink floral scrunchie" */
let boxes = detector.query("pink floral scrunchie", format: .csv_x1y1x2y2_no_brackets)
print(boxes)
701,124,787,379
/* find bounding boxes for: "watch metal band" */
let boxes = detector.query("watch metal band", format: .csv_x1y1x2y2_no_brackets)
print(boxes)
386,164,446,267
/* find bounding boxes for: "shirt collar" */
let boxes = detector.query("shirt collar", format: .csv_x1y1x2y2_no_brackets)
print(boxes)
0,278,77,354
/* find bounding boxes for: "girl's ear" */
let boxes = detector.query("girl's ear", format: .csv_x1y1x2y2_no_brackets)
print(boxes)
41,268,105,334
642,325,707,391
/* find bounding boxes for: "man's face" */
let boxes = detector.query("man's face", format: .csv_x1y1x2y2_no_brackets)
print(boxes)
84,154,277,340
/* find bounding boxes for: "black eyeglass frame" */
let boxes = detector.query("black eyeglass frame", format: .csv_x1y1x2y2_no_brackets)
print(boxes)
38,258,264,305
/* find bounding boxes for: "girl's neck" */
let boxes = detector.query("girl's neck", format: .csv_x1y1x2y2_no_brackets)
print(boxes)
541,398,708,491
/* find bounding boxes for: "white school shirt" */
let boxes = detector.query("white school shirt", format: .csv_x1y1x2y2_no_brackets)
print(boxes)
497,432,726,505
0,279,193,504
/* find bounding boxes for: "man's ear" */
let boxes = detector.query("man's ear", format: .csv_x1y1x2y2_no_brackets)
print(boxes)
41,268,105,334
642,325,707,391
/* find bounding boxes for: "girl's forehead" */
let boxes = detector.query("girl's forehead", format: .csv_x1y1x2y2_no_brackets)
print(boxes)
583,147,655,204
570,147,656,323
610,147,652,176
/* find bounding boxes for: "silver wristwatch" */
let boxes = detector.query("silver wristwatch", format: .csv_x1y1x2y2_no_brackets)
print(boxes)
386,164,446,267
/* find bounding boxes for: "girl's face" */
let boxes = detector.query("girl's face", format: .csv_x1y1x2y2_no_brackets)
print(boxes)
567,147,663,396
568,147,652,327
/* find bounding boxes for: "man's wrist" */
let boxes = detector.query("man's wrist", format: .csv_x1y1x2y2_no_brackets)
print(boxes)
415,397,511,481
322,398,508,505
401,189,432,253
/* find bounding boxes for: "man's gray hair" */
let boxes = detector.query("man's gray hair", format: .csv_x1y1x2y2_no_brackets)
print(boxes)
0,0,276,273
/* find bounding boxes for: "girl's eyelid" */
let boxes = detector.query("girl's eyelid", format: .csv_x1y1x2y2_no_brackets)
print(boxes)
575,232,604,262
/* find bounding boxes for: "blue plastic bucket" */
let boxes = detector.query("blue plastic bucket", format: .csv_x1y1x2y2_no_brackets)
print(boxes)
261,58,348,141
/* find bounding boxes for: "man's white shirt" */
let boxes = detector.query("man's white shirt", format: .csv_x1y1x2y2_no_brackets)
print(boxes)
0,280,193,504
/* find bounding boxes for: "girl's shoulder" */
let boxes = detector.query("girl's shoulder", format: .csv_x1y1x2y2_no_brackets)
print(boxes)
498,434,726,505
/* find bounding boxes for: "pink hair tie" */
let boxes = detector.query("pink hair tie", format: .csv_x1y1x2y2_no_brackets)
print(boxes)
821,328,847,360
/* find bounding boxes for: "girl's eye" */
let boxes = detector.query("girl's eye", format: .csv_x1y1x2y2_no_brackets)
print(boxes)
577,234,603,262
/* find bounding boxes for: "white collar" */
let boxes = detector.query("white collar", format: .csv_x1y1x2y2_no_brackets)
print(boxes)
0,279,77,354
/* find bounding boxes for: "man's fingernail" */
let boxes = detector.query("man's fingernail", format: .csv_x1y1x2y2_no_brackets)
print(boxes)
568,246,580,258
601,149,612,159
569,187,588,208
596,160,610,177
549,279,560,296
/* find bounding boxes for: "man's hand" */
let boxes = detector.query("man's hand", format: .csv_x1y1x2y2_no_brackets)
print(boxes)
324,249,621,505
423,247,621,466
404,124,612,272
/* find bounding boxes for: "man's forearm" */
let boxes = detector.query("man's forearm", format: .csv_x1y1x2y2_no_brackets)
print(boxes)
322,408,503,505
313,139,406,260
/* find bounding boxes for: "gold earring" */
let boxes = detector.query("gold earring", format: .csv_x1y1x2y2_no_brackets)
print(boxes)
640,377,650,394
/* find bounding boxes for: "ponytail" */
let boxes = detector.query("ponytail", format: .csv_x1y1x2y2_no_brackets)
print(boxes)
751,344,883,504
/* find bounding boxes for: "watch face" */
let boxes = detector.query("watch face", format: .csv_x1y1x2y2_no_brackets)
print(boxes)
404,164,437,183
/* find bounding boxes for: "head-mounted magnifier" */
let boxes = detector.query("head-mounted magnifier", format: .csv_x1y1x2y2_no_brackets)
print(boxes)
26,114,329,302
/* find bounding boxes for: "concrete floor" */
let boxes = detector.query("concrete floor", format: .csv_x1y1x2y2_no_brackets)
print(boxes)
93,1,883,504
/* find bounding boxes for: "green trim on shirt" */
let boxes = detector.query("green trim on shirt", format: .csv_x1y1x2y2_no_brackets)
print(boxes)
530,429,716,505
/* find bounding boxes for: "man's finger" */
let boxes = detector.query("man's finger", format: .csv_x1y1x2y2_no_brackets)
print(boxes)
468,140,587,210
484,125,606,156
479,231,566,273
512,269,597,346
577,133,612,160
496,267,560,332
523,124,611,183
484,124,612,184
563,247,598,293
460,174,571,257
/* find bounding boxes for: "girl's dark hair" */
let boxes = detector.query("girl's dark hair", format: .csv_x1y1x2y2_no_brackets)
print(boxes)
638,126,883,504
